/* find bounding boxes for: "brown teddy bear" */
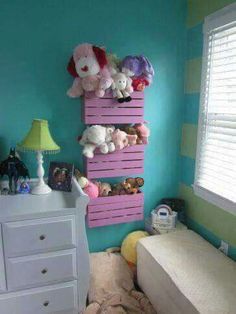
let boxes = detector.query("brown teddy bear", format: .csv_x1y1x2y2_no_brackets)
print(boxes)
123,177,144,194
111,177,144,195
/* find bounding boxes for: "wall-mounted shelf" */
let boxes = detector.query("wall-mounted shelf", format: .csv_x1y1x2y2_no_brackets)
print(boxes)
85,145,145,179
82,90,146,228
83,91,144,124
87,193,144,228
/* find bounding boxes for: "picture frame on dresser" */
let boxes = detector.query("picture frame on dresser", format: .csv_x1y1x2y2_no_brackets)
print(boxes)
48,161,74,192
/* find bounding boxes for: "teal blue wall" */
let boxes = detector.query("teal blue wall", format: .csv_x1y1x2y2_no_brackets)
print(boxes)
0,0,187,252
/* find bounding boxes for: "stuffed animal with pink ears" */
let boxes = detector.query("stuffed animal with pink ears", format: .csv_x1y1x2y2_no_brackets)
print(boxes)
134,123,150,144
112,129,137,150
67,43,112,98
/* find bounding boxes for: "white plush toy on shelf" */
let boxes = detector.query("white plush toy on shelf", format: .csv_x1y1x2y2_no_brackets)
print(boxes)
79,125,115,158
111,72,133,103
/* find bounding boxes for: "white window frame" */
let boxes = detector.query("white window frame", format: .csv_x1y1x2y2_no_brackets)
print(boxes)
194,3,236,216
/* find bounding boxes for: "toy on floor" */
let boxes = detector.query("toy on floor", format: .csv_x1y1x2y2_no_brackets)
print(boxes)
121,231,149,268
0,148,30,194
79,125,115,158
84,252,156,314
67,43,112,98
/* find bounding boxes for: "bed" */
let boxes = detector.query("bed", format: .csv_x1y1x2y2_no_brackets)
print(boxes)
137,230,236,314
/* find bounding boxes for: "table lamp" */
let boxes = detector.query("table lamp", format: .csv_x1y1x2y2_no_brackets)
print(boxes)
17,119,60,195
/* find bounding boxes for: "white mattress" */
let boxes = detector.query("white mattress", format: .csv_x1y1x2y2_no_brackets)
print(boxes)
137,230,236,314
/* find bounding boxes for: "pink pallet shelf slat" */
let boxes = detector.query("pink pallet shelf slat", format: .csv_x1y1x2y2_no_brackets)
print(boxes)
89,193,142,205
87,193,144,228
85,145,145,179
83,91,144,124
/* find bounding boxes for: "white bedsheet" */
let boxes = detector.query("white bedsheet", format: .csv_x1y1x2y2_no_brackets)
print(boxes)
137,230,236,314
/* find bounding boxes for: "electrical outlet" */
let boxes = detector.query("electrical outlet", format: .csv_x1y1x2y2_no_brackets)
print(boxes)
219,240,228,255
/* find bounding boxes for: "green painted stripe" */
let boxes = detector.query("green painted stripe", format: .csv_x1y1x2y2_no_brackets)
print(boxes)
187,0,236,28
185,58,202,94
187,217,236,261
181,123,198,159
180,155,195,186
179,183,236,246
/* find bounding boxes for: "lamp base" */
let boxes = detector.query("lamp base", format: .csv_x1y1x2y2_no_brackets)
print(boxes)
31,151,52,195
31,181,51,195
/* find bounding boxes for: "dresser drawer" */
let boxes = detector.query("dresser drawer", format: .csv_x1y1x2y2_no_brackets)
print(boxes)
6,249,77,290
3,216,76,257
0,281,78,314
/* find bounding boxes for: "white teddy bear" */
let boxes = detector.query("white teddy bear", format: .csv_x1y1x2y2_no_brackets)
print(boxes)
79,125,115,158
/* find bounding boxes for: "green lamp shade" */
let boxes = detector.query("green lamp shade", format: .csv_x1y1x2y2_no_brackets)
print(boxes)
17,119,60,153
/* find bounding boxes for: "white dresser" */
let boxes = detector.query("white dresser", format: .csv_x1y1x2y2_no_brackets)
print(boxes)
0,178,90,314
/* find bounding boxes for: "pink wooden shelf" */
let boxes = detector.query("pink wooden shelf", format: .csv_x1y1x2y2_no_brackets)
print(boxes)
87,193,144,228
85,144,145,179
83,91,144,124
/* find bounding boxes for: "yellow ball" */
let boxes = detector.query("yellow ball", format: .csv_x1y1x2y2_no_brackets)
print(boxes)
121,231,148,265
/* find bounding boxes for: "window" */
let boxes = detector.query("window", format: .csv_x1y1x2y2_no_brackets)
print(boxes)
194,3,236,214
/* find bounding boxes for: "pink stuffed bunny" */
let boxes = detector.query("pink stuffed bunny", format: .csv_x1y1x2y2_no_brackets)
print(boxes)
67,43,112,98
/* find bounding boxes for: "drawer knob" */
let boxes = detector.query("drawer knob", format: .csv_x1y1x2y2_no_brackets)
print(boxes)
41,268,48,274
43,301,49,307
39,235,46,241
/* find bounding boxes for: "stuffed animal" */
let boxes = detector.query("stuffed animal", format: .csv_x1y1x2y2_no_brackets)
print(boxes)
123,126,141,145
107,53,121,76
134,123,150,144
112,129,137,150
79,125,115,158
132,77,149,92
67,43,112,98
122,177,144,195
111,72,133,103
95,181,112,197
121,55,154,91
111,177,144,196
83,181,99,199
125,177,144,193
74,169,99,199
111,182,127,196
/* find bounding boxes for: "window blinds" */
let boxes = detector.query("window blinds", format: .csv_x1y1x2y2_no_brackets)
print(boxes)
194,5,236,210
